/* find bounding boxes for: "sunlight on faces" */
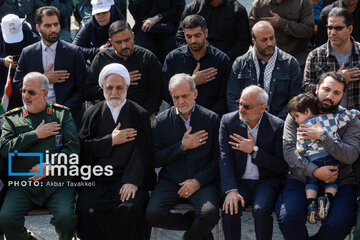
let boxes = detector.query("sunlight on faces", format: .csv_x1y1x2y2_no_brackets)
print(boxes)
238,92,266,125
110,29,134,59
170,81,197,117
315,76,344,113
102,74,128,108
327,16,353,48
184,26,208,52
252,23,276,59
290,109,313,125
22,79,48,114
36,15,60,45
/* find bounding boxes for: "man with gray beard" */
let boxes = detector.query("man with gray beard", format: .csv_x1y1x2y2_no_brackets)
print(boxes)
77,63,156,240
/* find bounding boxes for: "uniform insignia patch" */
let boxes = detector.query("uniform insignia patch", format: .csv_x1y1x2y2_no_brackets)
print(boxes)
55,134,63,146
23,110,28,117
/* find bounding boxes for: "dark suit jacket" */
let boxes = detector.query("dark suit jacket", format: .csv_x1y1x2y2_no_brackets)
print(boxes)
13,40,87,125
152,104,220,186
219,111,288,193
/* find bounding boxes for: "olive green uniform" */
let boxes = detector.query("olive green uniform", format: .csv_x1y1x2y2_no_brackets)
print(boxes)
0,103,79,240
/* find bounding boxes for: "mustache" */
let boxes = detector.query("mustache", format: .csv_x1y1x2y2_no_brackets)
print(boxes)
322,98,334,105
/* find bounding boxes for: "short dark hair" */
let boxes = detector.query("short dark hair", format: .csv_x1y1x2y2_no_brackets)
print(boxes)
288,93,319,115
35,6,60,26
109,20,132,38
318,71,347,93
328,7,353,26
182,14,206,32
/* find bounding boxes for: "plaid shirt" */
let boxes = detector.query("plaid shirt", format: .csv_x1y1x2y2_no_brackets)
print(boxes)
303,38,360,110
297,109,358,157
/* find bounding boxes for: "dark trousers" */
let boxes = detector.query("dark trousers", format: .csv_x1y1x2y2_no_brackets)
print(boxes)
0,186,77,240
222,179,281,240
276,178,357,240
146,179,219,240
76,181,150,240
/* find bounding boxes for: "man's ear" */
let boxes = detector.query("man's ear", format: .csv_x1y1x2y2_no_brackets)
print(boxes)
193,89,198,99
315,84,319,95
36,24,40,34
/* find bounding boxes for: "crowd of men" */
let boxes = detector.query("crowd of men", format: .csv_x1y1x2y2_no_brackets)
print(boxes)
1,0,360,239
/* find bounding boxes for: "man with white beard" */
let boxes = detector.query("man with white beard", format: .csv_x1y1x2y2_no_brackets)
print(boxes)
77,63,156,240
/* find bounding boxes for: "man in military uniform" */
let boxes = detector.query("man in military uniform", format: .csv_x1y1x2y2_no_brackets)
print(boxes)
0,72,79,240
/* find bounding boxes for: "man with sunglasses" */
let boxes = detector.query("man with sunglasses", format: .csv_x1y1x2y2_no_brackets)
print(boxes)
219,85,287,240
0,72,79,240
316,0,360,47
304,7,360,111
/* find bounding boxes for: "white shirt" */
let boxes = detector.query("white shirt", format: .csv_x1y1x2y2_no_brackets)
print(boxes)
241,114,263,180
106,99,127,123
176,103,196,130
41,41,57,104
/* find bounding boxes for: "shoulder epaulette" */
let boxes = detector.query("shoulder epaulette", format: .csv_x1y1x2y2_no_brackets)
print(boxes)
52,103,70,111
4,107,22,116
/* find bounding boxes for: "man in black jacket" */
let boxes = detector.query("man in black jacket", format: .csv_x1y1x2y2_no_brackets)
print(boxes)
176,0,251,62
146,73,220,240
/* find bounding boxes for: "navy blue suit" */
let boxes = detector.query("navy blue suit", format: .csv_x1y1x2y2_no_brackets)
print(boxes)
219,111,287,240
13,40,87,127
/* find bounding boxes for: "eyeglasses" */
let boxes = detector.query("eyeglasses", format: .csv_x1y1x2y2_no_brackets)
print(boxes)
326,25,348,31
20,88,46,96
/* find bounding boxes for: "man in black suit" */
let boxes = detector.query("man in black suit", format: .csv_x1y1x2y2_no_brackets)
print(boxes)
12,6,87,127
77,63,156,240
146,73,220,240
219,85,288,240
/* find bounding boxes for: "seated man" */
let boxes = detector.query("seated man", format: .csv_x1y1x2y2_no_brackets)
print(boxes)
73,0,125,62
163,14,231,116
0,72,79,240
77,63,156,240
13,6,87,127
249,0,314,69
146,73,220,239
303,7,360,110
316,0,360,46
227,21,302,119
85,20,162,117
276,71,360,239
176,0,251,62
220,85,288,240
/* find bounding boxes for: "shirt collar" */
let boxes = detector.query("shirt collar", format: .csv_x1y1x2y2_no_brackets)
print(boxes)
176,102,196,119
327,37,360,57
41,40,58,51
241,113,264,130
185,42,211,59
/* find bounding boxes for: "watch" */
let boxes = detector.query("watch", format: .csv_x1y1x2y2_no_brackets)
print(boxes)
157,14,163,20
249,145,259,156
319,131,327,141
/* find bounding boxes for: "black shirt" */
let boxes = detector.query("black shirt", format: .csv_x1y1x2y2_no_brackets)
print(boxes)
176,0,251,62
162,43,231,115
86,45,162,116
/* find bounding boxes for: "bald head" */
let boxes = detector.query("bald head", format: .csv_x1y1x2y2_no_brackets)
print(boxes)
251,21,274,39
241,85,268,105
251,21,276,61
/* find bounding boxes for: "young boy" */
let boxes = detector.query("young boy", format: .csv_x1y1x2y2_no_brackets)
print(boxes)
288,93,358,224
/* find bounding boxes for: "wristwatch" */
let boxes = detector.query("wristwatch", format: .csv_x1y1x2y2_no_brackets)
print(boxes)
157,14,163,20
249,145,259,156
319,131,327,141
